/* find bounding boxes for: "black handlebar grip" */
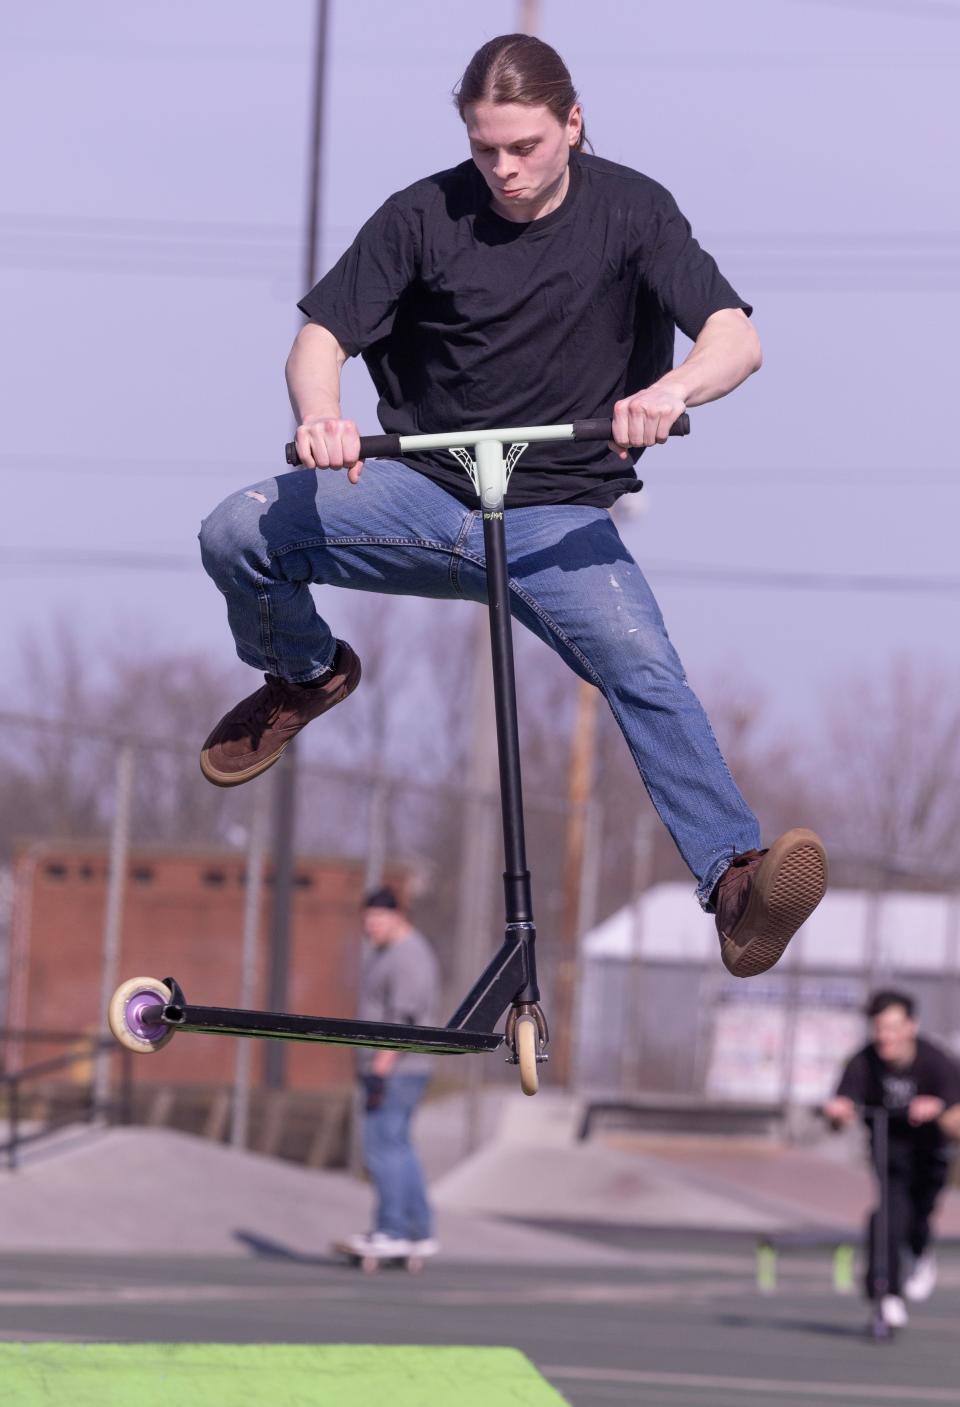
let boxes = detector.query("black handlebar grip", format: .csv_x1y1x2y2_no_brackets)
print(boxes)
285,432,403,467
571,412,690,442
358,433,403,459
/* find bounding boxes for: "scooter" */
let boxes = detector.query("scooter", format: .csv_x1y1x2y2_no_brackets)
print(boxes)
108,413,689,1095
866,1106,895,1342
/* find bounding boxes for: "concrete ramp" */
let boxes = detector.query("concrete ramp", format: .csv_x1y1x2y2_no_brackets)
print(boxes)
0,1125,636,1266
1,1344,570,1406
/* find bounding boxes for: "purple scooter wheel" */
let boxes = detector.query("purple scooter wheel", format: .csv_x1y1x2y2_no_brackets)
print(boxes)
125,989,168,1041
108,977,174,1052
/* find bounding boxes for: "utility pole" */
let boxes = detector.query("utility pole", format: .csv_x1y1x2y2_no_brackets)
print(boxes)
232,781,270,1146
454,617,501,1153
517,0,540,33
620,812,655,1091
264,0,330,1090
552,679,600,1086
94,743,135,1115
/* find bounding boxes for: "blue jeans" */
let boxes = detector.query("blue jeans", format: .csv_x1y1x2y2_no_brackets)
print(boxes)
361,1074,432,1240
199,458,759,906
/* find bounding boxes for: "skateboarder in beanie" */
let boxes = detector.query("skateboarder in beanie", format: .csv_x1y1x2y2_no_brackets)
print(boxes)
340,886,441,1262
825,990,960,1329
199,33,828,974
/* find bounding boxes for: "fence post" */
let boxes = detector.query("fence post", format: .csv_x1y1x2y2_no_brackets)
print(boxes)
454,610,500,1156
8,1077,19,1171
457,793,500,1157
568,796,603,1093
93,742,135,1118
363,777,391,891
619,812,655,1093
946,890,960,1043
264,748,297,1091
231,781,270,1149
553,680,601,1088
779,943,805,1137
119,1046,133,1126
864,859,888,992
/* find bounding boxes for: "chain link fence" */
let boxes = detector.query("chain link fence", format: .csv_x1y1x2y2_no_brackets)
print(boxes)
3,708,959,1128
0,710,603,1099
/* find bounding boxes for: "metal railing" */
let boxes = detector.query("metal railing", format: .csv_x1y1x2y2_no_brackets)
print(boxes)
0,1031,133,1170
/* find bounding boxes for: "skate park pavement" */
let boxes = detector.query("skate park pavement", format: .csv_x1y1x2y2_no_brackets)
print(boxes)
4,1093,960,1405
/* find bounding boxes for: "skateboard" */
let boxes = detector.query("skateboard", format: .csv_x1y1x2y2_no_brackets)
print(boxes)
331,1239,436,1275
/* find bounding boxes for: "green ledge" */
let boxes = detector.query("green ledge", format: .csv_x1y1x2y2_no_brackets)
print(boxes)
0,1343,571,1406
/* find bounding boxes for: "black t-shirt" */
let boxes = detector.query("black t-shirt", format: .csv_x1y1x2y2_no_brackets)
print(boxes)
836,1037,960,1155
298,151,751,509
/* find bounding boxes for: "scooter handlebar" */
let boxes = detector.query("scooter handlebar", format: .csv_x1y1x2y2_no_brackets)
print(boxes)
283,413,690,468
571,413,690,442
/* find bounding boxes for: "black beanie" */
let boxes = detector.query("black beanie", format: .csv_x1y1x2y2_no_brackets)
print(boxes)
363,885,399,910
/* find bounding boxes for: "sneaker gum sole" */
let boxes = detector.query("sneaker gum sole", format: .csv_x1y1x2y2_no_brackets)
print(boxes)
199,737,292,789
723,829,828,978
199,649,361,789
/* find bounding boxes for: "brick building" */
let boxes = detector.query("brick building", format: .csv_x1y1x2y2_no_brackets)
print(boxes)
4,839,384,1092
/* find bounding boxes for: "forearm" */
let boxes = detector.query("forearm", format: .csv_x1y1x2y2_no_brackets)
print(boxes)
939,1103,960,1140
654,307,762,407
285,321,348,422
824,1095,857,1128
371,1049,399,1077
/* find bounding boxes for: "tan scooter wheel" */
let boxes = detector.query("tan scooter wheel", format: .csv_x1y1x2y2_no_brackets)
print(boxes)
108,976,174,1053
515,1013,540,1096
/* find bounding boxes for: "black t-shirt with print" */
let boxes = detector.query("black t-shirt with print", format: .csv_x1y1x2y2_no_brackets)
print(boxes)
298,151,751,509
836,1037,960,1155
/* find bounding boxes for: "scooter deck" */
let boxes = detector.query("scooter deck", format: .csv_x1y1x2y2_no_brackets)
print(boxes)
161,997,503,1055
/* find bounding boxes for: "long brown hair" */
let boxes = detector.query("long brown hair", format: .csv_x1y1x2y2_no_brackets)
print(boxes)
453,34,589,152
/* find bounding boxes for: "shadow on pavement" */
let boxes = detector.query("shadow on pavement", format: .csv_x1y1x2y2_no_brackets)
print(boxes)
715,1309,870,1340
233,1230,334,1264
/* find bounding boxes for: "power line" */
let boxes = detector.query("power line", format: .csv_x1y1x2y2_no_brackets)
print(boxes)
0,454,273,479
2,256,955,292
0,707,571,808
791,0,960,18
0,212,304,239
646,470,958,486
644,564,960,595
0,211,332,283
1,214,958,288
2,453,956,486
0,548,198,571
3,544,959,596
4,213,958,251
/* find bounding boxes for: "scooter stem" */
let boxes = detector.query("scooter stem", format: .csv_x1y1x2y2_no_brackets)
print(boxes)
476,439,533,926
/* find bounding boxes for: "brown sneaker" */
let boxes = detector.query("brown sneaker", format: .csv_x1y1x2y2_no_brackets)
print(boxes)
714,828,827,977
200,641,361,788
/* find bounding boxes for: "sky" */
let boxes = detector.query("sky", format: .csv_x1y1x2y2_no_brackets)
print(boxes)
2,0,958,747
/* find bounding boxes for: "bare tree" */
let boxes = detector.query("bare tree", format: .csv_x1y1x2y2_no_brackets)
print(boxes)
584,667,829,918
2,621,251,856
311,592,476,781
817,657,960,887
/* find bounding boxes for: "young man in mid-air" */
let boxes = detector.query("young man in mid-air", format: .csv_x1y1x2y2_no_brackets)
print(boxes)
199,34,828,976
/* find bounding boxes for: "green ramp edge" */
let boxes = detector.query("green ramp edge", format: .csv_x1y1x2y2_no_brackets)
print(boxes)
0,1343,571,1407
